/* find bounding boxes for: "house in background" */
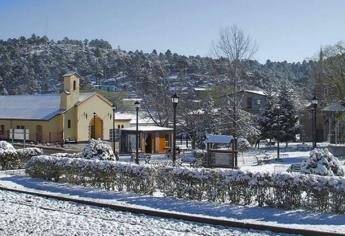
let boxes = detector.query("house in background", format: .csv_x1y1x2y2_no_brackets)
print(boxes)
224,90,267,116
0,72,113,143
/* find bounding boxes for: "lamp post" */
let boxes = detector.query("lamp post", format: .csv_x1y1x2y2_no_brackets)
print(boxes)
93,112,96,139
112,105,117,156
135,100,140,164
275,104,281,159
171,93,179,166
311,96,318,148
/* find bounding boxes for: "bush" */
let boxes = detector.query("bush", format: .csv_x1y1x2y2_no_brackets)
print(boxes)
79,139,115,161
0,141,42,169
301,148,344,176
26,154,345,213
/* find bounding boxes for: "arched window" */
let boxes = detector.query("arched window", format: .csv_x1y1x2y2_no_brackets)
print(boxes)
73,80,77,91
118,125,120,129
121,125,124,128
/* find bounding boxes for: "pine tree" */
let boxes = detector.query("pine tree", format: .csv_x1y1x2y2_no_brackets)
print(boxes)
259,83,299,158
276,82,299,146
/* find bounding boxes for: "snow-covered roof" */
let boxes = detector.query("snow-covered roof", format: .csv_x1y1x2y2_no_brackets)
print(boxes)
63,72,80,78
205,135,233,144
241,90,266,96
115,113,134,120
0,93,95,120
322,102,345,113
193,87,209,91
121,126,173,132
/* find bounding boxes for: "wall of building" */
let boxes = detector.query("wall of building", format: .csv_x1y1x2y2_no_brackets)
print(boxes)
0,115,63,143
77,95,113,142
114,119,131,129
62,107,77,141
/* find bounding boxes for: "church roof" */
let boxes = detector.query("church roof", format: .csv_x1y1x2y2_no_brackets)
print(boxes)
63,72,81,78
0,93,95,120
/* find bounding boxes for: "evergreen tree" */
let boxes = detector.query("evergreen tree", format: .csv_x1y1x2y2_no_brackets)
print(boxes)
275,82,299,146
259,83,299,158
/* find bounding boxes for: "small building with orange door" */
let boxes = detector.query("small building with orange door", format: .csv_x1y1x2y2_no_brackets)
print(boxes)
119,126,173,154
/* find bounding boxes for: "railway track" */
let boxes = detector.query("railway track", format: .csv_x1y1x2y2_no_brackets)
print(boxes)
0,185,342,236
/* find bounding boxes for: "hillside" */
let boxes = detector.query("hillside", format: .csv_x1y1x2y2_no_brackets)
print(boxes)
0,34,315,98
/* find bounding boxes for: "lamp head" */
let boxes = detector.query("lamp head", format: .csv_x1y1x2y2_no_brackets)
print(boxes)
171,93,179,104
134,100,140,109
311,96,318,105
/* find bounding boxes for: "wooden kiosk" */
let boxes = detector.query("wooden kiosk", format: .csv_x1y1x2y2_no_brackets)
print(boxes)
205,135,238,168
119,126,173,154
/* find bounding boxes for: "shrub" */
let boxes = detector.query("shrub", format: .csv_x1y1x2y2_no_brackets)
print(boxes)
79,139,115,161
26,154,345,213
301,148,344,176
0,141,42,169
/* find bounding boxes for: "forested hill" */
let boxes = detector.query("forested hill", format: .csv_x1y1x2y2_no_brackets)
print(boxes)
0,34,315,95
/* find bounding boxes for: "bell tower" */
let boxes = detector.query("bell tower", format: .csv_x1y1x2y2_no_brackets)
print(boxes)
60,72,80,110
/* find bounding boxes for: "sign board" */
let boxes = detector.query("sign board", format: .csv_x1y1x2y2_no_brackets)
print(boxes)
9,129,29,140
208,149,235,168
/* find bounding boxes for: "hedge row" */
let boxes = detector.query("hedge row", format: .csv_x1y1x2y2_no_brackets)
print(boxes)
26,155,345,213
0,147,42,170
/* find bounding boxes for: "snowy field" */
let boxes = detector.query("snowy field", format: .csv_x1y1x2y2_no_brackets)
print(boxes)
0,172,344,234
0,190,277,236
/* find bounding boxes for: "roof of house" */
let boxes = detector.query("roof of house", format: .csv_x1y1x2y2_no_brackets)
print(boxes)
115,113,134,120
322,102,345,113
0,93,95,120
205,135,233,144
240,90,266,96
121,126,173,132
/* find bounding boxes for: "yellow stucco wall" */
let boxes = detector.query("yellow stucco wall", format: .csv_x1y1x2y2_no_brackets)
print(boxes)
0,115,62,143
114,119,131,129
62,107,77,141
76,95,113,142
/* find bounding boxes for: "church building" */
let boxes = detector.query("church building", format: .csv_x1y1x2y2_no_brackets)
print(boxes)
0,72,113,143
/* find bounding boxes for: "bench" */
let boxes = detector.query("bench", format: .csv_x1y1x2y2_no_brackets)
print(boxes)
287,163,301,172
255,152,272,165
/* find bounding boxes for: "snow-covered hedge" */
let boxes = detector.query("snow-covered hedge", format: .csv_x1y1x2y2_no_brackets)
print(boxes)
26,154,345,213
0,141,42,169
301,148,344,176
26,155,156,194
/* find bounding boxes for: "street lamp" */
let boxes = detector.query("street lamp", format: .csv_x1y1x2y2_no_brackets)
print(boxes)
112,105,117,157
311,96,318,148
93,112,96,139
135,100,140,164
171,93,179,166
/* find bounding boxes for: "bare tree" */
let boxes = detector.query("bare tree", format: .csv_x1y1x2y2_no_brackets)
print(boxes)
137,59,172,127
213,25,258,137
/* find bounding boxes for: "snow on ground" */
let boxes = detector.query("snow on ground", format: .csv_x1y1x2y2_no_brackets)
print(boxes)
239,149,311,173
0,190,276,236
0,172,344,234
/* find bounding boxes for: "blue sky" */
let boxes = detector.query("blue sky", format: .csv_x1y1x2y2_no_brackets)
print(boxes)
0,0,345,62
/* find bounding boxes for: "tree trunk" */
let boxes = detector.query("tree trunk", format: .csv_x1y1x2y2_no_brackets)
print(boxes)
277,141,280,159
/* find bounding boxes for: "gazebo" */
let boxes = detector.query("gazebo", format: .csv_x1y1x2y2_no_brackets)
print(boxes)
322,101,345,143
119,126,173,154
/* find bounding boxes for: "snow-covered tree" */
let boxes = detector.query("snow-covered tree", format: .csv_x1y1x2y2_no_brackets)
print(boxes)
300,148,344,176
259,83,299,158
275,82,299,146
